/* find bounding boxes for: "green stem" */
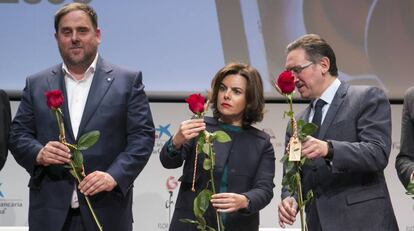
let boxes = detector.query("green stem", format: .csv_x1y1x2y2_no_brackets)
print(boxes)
296,170,305,231
55,109,67,143
69,161,103,231
208,142,223,231
288,94,294,117
62,142,77,150
55,110,102,231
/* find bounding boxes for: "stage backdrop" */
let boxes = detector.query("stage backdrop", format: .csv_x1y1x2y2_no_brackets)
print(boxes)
1,0,414,99
0,101,411,230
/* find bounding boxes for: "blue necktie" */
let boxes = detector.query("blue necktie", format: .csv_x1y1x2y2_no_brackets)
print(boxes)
312,99,327,137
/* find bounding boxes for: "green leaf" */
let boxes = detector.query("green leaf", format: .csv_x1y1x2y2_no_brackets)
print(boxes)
297,119,305,129
280,154,288,163
300,156,307,165
63,164,72,169
69,169,77,179
213,130,231,143
206,131,215,143
285,110,294,118
71,150,84,168
281,175,290,187
406,181,414,195
197,135,206,154
77,130,100,150
206,225,216,231
202,143,211,156
203,158,212,170
301,123,318,137
285,161,295,173
193,189,213,219
196,216,207,228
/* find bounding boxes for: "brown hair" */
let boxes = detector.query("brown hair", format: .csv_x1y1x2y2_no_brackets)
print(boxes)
54,3,98,32
210,63,265,128
287,34,338,76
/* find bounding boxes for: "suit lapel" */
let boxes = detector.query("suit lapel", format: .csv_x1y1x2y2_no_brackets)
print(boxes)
301,104,312,122
318,82,348,139
214,135,233,172
204,118,233,173
46,66,76,142
77,57,114,139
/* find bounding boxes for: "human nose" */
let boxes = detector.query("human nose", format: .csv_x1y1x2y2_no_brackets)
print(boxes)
223,89,231,100
292,73,300,82
71,32,79,43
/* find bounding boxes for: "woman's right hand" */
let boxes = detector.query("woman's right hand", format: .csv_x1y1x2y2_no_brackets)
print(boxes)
172,118,206,149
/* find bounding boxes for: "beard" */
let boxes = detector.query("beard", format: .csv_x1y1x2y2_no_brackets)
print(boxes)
59,45,97,72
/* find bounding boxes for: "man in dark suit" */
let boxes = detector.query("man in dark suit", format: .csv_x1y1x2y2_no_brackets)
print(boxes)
277,34,398,230
396,87,414,189
9,3,155,231
0,90,11,170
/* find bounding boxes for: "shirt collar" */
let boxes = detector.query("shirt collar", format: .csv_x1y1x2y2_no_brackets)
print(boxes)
62,53,99,81
313,78,341,106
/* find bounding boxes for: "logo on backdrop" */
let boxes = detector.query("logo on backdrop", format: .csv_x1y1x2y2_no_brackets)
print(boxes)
261,127,284,156
156,124,172,139
165,176,179,228
262,128,276,139
0,182,24,215
166,176,178,192
0,183,4,198
152,123,173,155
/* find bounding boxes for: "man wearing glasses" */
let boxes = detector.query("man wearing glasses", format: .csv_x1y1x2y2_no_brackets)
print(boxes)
277,34,398,230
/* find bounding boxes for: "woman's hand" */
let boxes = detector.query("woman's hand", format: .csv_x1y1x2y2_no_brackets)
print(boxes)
210,193,249,213
172,118,206,149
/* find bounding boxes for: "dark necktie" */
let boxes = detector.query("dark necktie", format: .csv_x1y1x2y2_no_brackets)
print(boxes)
312,99,327,137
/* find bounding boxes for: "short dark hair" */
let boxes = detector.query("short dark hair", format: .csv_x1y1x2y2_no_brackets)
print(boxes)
54,3,98,32
287,34,338,76
210,63,265,128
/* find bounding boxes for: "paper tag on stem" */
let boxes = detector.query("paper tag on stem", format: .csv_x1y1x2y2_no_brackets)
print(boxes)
289,136,301,161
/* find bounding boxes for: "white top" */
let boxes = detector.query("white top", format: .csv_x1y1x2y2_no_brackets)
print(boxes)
62,53,99,208
309,78,341,124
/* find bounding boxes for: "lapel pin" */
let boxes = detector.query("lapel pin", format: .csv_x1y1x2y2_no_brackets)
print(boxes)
107,77,112,82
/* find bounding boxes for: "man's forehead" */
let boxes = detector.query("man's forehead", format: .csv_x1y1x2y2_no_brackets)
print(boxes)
286,50,307,66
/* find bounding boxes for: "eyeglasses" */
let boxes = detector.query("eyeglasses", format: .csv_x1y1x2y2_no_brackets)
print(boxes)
287,62,313,74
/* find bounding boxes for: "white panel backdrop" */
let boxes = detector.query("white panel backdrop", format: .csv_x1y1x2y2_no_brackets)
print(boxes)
0,101,411,230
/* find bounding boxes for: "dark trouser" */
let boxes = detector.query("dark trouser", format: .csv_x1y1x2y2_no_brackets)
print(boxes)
62,208,86,231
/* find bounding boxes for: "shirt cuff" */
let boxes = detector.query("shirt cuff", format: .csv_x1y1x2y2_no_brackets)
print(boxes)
166,138,181,157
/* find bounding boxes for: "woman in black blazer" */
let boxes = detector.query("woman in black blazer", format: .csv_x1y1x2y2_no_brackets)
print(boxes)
160,63,275,231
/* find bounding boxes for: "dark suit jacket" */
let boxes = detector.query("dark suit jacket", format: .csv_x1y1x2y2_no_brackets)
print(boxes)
0,90,11,170
282,82,398,231
9,57,155,231
160,117,275,231
396,86,414,187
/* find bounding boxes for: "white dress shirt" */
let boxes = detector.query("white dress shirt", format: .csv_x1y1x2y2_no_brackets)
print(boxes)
63,54,98,208
309,78,341,124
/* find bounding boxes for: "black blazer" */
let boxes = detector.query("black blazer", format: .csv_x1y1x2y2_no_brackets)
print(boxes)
0,90,11,171
160,117,275,231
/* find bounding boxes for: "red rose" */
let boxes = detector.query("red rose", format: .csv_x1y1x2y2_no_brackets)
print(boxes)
45,90,64,109
277,71,295,94
185,94,205,114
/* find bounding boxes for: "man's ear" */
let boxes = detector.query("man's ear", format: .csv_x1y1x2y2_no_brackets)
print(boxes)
319,57,330,75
